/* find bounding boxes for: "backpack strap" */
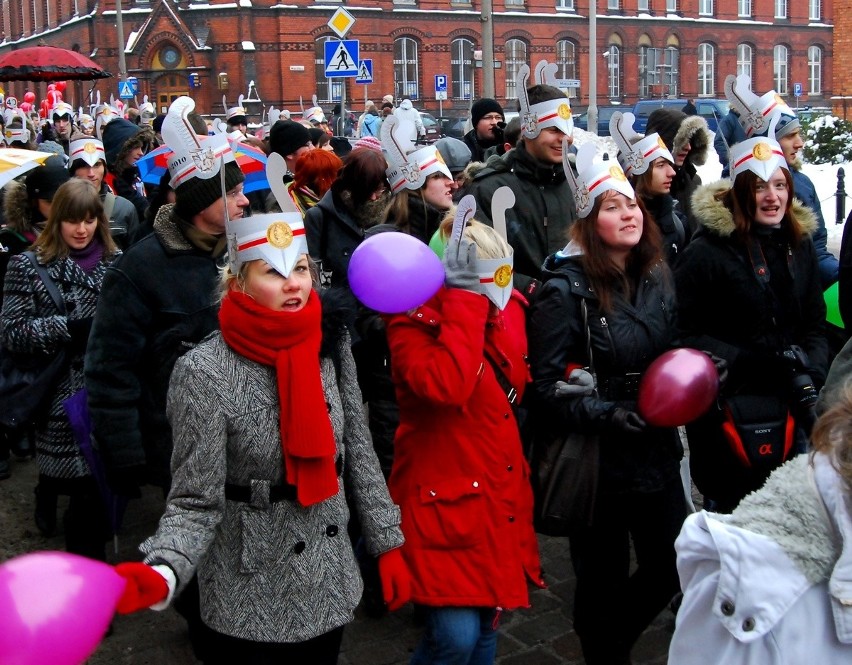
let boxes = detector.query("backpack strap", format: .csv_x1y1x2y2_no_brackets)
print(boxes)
23,251,65,314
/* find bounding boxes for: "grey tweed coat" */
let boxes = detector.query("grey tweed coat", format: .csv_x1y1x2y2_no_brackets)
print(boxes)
140,330,404,644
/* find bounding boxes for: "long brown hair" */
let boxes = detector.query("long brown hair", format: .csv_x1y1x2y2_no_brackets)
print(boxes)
811,377,852,492
719,168,803,247
569,190,663,313
34,179,117,262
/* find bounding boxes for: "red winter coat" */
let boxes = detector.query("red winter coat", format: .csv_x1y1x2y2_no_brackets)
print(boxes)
385,287,544,609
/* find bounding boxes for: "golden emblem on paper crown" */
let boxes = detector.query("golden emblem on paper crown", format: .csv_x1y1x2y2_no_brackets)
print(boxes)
558,103,572,120
435,151,446,165
494,264,513,288
657,136,668,150
752,142,772,161
83,142,98,154
267,221,294,249
774,93,785,106
609,165,627,181
4,130,11,139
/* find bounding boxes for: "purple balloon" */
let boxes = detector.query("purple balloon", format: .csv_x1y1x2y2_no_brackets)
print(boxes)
348,232,445,314
0,551,126,665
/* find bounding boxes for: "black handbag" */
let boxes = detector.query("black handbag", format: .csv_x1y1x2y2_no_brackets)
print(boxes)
527,300,600,536
0,252,69,429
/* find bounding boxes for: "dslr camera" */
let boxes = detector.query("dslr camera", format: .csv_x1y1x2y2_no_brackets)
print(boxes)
781,345,819,409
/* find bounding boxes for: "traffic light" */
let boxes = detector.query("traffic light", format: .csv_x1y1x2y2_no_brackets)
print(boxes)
189,72,201,89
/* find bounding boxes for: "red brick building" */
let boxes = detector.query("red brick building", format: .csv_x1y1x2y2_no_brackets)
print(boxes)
0,0,833,120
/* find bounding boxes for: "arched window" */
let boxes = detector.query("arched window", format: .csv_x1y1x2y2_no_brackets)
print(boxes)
698,42,715,96
394,37,420,100
556,39,578,99
774,44,789,95
605,44,621,99
451,38,474,101
737,43,753,80
504,39,527,100
808,45,822,96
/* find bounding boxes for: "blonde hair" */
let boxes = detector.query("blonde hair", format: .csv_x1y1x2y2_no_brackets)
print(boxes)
218,254,320,302
811,377,852,491
437,211,513,260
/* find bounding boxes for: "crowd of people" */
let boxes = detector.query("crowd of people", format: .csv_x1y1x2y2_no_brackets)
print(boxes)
1,60,852,665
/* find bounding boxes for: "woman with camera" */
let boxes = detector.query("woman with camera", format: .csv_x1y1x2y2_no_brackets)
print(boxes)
674,123,828,514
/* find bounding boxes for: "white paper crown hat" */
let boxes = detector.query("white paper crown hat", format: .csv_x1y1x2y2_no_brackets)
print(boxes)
94,102,119,141
450,189,515,310
225,94,247,122
610,111,674,177
724,74,797,139
729,133,788,182
51,102,74,119
226,152,307,279
68,138,106,167
163,96,236,189
3,108,30,144
518,60,574,140
564,141,635,219
382,115,452,192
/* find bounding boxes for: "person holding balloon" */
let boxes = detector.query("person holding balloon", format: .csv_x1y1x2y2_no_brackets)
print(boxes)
527,142,689,665
610,111,688,266
113,155,409,664
382,194,544,665
674,111,828,514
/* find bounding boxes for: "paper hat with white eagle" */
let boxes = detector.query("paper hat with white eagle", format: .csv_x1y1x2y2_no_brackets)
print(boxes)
610,111,674,177
518,60,574,140
564,142,635,219
382,115,452,192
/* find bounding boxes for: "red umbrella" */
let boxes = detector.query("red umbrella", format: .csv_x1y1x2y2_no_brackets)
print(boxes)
0,45,111,82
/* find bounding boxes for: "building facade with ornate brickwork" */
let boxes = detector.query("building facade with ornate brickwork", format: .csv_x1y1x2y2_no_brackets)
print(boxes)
0,0,833,122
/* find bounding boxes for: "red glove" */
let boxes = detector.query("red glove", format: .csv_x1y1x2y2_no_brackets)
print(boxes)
114,562,170,614
377,547,411,612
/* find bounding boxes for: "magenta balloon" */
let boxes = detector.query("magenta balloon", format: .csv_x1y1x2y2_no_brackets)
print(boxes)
637,348,719,427
348,232,445,314
0,551,125,665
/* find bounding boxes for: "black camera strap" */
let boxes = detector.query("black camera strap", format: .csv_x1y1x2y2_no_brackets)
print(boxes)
744,234,795,345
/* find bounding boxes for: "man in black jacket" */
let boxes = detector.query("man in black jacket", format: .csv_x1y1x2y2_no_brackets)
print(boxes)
463,97,505,162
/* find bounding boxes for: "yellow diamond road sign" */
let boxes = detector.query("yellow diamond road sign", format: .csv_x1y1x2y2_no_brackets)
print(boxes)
328,7,355,39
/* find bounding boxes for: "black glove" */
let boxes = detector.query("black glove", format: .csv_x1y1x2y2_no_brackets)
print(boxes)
701,351,729,388
106,464,146,499
67,318,93,354
608,407,646,435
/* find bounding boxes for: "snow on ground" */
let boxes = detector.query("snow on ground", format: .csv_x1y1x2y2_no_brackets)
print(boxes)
572,127,848,255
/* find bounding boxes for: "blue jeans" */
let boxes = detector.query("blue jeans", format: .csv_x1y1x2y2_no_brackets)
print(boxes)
410,606,498,665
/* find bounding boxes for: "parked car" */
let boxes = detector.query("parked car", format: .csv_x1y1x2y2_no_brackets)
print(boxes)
436,115,467,139
419,111,442,143
631,98,729,134
572,105,625,136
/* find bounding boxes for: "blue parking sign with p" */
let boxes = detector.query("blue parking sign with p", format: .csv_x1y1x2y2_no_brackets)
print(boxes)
794,82,803,98
435,75,447,93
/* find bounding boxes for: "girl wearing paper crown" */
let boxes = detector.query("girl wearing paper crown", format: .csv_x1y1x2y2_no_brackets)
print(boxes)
674,117,828,514
611,111,688,264
527,142,689,665
384,191,544,664
381,115,455,243
112,151,409,663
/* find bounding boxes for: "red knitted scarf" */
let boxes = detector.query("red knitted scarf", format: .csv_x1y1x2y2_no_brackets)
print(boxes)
218,289,338,506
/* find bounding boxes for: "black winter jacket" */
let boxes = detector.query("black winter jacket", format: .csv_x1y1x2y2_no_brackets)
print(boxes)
643,193,687,266
85,204,224,488
527,247,682,494
463,143,576,294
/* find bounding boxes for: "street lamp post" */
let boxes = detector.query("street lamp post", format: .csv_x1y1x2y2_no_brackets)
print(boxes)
115,0,127,81
481,0,495,99
588,0,598,136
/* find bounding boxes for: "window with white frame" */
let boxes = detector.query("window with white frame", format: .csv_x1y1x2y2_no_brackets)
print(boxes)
699,0,713,16
638,0,649,11
505,0,524,7
738,0,751,18
451,38,474,100
737,43,753,80
666,0,678,11
808,45,822,95
556,39,578,99
556,0,575,8
775,0,786,18
505,39,527,100
809,0,820,20
394,37,420,100
698,43,715,96
606,45,621,99
607,0,619,10
773,44,789,95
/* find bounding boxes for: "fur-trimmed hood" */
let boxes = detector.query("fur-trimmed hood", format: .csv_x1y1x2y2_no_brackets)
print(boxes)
152,202,195,252
2,178,35,234
646,109,712,167
690,179,818,239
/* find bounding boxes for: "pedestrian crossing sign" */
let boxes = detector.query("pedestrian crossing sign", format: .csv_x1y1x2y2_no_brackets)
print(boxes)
356,59,373,84
118,80,135,99
324,40,359,78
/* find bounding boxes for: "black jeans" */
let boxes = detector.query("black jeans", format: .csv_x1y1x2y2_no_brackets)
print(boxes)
569,477,688,665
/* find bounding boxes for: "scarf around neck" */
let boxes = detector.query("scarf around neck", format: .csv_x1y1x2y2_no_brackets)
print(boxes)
218,289,338,506
69,235,105,274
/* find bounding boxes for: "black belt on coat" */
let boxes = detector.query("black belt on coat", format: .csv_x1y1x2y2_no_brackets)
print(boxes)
225,454,343,504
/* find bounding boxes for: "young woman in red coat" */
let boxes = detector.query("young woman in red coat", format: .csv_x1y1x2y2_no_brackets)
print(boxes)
384,202,544,665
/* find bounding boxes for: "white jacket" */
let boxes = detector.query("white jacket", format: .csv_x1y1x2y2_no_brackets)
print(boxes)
669,453,852,664
393,99,424,137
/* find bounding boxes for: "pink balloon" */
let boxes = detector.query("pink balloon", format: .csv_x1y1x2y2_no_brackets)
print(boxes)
45,90,57,105
0,551,126,665
348,232,445,314
47,83,56,91
19,102,31,112
23,91,35,103
637,348,719,427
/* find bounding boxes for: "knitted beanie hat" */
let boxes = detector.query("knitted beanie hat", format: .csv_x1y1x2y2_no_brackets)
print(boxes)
471,98,504,128
269,120,311,158
174,161,245,221
101,117,142,166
